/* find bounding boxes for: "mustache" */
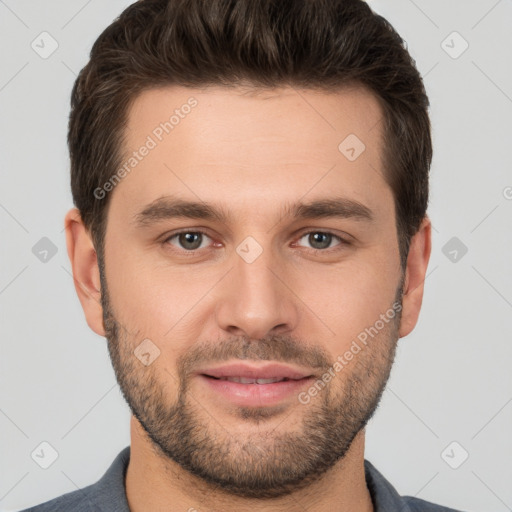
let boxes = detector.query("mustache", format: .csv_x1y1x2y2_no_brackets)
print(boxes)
178,334,332,377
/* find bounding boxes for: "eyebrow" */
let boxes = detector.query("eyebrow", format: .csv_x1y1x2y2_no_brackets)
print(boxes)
133,195,375,227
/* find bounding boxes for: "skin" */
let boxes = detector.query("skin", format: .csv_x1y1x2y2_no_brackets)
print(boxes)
65,84,431,512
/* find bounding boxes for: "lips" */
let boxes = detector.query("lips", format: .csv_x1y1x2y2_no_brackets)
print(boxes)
198,362,314,382
198,363,316,408
212,376,290,384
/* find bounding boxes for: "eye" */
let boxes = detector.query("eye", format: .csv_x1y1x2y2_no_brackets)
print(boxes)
295,231,347,251
164,231,213,251
161,229,349,255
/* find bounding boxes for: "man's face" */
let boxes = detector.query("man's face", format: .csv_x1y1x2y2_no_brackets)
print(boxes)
99,85,405,498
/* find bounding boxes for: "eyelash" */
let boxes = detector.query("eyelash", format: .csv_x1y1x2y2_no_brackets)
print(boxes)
161,229,350,255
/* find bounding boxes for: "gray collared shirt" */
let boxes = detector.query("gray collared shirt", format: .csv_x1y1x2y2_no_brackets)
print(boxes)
19,446,465,511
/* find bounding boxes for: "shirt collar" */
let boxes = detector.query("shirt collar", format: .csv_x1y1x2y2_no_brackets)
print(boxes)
364,458,413,512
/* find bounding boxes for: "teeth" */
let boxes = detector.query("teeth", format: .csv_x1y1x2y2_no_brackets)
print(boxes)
221,376,288,384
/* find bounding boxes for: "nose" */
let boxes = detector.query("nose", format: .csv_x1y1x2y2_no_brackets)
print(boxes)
214,242,299,340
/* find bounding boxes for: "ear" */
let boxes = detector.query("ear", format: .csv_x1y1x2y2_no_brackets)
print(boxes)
64,208,105,336
398,216,432,338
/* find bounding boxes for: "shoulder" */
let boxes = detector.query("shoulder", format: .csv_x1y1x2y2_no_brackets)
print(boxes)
17,446,131,512
17,485,96,512
403,495,465,512
364,459,466,512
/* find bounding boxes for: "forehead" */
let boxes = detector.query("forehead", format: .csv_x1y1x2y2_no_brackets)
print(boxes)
113,84,392,224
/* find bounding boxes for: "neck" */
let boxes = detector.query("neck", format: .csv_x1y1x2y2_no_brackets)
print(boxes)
125,416,374,512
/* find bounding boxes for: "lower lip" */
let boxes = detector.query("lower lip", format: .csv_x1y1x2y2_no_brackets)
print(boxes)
199,375,314,407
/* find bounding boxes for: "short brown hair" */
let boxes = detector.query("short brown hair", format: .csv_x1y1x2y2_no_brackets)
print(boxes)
69,0,432,270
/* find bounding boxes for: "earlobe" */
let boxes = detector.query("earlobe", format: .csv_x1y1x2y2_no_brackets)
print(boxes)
398,216,432,338
64,208,106,337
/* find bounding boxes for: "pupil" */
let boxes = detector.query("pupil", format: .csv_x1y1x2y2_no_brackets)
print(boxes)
180,233,201,250
310,232,331,249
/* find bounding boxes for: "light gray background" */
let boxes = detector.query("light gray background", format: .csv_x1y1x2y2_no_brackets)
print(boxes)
1,1,511,511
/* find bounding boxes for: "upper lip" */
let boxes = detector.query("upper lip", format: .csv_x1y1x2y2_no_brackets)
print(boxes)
198,362,314,380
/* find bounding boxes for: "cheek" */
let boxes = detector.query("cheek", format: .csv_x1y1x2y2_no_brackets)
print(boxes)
104,243,219,341
291,253,400,352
